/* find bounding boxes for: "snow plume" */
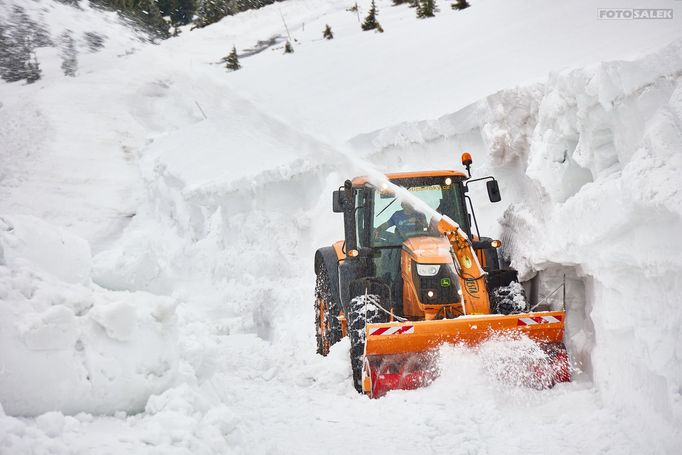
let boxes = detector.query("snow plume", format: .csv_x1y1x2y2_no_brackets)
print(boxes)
436,334,567,392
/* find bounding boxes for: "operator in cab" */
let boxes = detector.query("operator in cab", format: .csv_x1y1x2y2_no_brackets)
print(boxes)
373,200,430,241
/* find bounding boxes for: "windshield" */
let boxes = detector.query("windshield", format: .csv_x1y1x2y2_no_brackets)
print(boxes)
370,176,467,247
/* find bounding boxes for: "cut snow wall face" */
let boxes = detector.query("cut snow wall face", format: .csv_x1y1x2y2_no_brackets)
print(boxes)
526,45,682,205
90,95,361,344
348,40,682,427
521,264,593,378
493,42,682,425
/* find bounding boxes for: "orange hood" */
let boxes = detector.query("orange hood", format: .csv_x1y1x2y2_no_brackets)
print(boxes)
402,236,452,264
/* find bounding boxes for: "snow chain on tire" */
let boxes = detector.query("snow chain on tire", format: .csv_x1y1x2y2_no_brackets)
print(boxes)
348,291,385,393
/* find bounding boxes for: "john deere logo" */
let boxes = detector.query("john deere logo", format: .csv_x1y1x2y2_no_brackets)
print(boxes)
462,255,472,269
465,279,478,294
440,278,451,287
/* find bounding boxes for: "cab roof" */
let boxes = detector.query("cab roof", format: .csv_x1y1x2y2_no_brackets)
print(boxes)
351,170,467,186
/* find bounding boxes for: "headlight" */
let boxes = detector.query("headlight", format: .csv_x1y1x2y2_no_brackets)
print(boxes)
416,263,440,276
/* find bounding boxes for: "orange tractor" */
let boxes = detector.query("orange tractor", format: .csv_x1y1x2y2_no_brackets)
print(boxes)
314,154,570,397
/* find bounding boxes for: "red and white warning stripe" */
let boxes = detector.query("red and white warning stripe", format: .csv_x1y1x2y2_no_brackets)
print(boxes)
517,315,563,326
368,325,415,336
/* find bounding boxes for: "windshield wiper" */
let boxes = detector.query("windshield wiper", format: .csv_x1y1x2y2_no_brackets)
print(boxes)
376,197,398,218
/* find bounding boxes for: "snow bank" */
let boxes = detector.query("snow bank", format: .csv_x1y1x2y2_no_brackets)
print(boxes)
357,39,682,436
89,84,357,325
0,216,179,416
497,40,682,427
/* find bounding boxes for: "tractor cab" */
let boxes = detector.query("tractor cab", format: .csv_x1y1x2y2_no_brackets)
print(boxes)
334,169,492,321
355,171,471,246
353,172,470,319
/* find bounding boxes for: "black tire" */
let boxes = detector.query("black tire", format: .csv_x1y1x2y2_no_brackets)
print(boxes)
314,267,342,356
491,281,530,315
347,289,386,393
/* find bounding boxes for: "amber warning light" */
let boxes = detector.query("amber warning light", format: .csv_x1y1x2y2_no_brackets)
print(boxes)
461,152,473,177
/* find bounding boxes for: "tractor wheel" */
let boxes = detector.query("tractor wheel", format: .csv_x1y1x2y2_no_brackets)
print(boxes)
347,290,386,393
491,281,530,314
314,267,342,356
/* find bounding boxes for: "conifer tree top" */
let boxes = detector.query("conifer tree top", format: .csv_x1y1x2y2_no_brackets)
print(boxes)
362,0,380,31
224,45,241,71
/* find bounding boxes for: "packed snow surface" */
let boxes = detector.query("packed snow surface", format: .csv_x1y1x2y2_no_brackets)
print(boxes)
1,0,682,453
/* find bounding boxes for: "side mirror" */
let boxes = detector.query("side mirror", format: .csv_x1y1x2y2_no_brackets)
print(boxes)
332,190,344,213
486,180,501,203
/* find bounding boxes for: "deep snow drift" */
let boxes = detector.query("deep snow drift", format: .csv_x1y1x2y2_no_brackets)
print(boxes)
1,0,681,453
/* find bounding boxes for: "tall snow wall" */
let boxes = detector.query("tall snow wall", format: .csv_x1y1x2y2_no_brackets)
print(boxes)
352,39,682,429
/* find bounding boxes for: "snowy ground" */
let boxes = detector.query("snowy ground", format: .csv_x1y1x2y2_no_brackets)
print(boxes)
1,0,682,453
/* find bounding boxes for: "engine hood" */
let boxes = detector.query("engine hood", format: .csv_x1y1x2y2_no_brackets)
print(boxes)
402,236,453,264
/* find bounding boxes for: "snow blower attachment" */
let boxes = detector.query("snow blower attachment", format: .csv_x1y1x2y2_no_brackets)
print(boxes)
314,154,570,397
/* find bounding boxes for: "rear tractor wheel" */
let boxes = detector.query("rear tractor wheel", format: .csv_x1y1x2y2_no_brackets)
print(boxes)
314,267,342,356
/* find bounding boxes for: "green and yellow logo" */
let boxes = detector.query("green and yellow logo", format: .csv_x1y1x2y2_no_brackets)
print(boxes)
440,278,451,287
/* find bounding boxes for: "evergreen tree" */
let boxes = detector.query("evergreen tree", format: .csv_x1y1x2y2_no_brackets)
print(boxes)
417,0,437,18
323,24,334,40
91,0,284,36
25,52,41,84
392,0,409,4
157,0,173,16
408,0,418,7
194,0,228,28
283,40,294,54
92,0,170,37
0,33,41,83
170,0,195,26
223,45,241,70
137,0,170,38
0,6,49,83
452,0,470,10
84,32,106,52
60,31,78,77
361,0,379,31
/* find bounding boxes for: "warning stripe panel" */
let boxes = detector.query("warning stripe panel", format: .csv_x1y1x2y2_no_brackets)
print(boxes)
369,325,415,336
517,315,563,326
